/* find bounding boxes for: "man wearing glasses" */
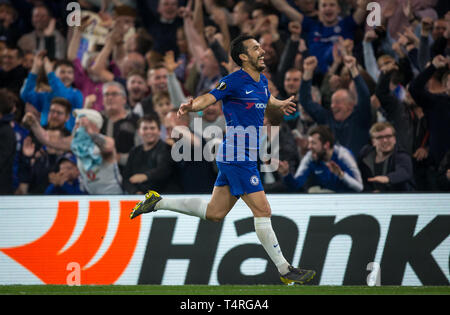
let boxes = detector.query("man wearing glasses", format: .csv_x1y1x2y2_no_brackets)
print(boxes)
100,82,139,175
358,122,415,192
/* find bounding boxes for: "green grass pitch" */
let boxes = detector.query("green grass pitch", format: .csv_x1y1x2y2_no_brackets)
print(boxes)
0,285,449,295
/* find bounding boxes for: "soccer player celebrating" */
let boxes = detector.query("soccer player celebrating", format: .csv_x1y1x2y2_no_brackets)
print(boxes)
130,34,316,285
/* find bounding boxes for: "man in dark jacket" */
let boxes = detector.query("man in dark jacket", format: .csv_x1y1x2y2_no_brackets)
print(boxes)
375,64,432,190
358,122,415,192
300,55,371,157
0,45,27,95
0,89,16,194
136,0,183,63
408,55,450,167
123,113,175,194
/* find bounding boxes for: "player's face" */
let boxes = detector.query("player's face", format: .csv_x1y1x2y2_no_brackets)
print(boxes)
243,39,266,72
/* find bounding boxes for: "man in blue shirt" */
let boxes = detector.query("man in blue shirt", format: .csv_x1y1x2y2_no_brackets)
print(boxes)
130,34,316,285
20,57,83,131
270,0,370,73
300,55,371,157
45,152,85,195
279,125,363,192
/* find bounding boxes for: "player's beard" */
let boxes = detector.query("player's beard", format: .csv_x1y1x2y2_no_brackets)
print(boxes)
250,56,266,72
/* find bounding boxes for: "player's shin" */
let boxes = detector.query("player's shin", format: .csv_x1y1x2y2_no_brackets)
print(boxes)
155,198,208,220
254,217,290,275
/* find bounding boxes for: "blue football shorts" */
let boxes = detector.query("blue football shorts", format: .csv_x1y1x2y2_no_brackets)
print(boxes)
214,161,264,197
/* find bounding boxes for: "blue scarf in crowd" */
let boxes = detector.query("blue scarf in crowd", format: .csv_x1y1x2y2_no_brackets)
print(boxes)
70,126,102,171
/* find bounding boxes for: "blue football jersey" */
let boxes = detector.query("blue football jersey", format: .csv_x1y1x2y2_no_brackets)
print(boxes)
209,69,270,163
302,15,357,73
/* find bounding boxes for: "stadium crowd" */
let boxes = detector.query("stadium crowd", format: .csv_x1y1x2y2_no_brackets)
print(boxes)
0,0,449,195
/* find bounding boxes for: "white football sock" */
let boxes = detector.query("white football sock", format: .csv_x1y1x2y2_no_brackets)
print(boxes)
155,198,208,220
254,216,290,275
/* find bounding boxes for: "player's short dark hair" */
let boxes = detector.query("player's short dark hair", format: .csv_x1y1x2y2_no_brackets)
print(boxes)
138,113,161,130
308,125,335,147
230,33,256,67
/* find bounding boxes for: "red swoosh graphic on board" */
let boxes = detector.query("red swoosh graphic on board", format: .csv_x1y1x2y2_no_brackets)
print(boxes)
1,200,141,284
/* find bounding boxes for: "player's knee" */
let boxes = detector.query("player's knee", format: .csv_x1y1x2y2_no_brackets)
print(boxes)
252,204,271,218
206,212,226,222
205,204,227,222
207,215,225,222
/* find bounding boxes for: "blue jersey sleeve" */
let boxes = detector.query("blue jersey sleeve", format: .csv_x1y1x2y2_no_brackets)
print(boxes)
209,76,233,101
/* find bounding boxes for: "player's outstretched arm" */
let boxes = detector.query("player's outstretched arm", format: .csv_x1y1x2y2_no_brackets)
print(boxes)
268,95,297,116
177,93,217,117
